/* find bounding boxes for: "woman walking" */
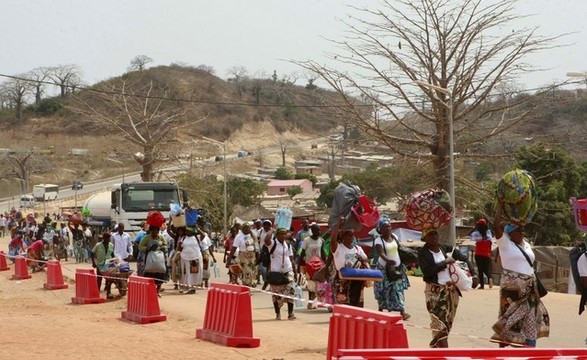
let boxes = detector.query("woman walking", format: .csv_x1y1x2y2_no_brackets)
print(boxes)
180,226,203,294
470,218,494,289
330,217,369,308
373,217,411,320
230,222,259,287
417,228,474,348
265,227,298,320
298,223,325,309
490,206,549,347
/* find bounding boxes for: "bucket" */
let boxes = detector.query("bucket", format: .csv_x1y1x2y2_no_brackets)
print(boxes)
186,209,199,226
172,214,186,228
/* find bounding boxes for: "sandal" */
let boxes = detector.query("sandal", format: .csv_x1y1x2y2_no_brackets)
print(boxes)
288,313,296,320
106,294,114,300
275,313,281,320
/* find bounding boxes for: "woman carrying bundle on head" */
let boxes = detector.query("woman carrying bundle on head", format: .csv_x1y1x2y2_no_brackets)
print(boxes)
490,205,549,348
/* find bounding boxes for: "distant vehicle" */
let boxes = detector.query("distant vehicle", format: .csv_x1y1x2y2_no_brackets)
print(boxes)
237,151,248,158
329,134,343,141
20,195,36,208
72,180,84,190
33,184,59,201
215,155,224,162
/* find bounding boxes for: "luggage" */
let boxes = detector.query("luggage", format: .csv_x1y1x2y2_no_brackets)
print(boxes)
495,169,538,226
402,189,452,231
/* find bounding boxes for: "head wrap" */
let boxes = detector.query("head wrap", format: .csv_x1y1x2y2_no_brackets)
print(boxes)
186,226,196,233
421,228,438,240
276,227,288,234
504,224,519,234
477,218,487,225
376,216,391,233
263,219,272,226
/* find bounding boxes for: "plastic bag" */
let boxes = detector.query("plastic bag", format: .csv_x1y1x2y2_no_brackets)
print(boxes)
294,284,304,308
449,261,473,291
213,262,221,278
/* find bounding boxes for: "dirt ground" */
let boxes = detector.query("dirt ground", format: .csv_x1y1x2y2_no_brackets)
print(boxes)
1,232,586,359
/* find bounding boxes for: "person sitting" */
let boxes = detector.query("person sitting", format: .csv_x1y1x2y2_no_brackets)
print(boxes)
26,239,47,272
91,231,114,297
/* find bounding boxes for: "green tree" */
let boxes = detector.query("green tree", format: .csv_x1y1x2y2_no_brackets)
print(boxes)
176,174,225,232
287,185,303,198
515,143,581,245
317,180,340,208
274,167,293,180
228,177,267,207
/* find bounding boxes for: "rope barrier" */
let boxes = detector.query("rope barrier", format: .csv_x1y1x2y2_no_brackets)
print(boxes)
1,252,563,348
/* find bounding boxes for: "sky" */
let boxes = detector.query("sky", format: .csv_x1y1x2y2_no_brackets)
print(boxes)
2,0,587,93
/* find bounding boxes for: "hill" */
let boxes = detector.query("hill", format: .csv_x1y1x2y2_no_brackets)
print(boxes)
0,65,344,192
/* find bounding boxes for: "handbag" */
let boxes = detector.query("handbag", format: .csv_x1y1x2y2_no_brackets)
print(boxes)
449,261,473,291
267,271,289,285
385,263,403,281
512,240,548,298
144,250,166,274
350,195,380,229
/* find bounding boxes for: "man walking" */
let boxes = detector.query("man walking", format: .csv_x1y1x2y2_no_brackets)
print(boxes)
112,223,133,261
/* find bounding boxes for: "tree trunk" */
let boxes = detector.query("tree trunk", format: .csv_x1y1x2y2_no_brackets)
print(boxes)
141,162,153,182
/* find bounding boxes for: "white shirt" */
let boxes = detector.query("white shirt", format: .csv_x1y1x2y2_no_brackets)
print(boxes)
269,240,294,272
470,229,494,242
181,236,201,261
495,233,535,275
578,253,587,277
0,217,6,227
233,233,256,252
199,235,212,252
333,244,367,270
374,236,400,268
302,236,323,259
112,231,133,259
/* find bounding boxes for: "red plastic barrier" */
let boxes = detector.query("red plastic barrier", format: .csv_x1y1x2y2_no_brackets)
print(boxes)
121,275,166,324
334,347,587,359
0,251,9,271
11,256,31,280
44,260,68,290
71,268,105,304
326,304,408,360
196,283,260,348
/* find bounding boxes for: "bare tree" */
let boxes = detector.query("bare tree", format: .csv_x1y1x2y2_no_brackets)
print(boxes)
0,75,30,125
70,79,200,181
128,55,153,72
26,67,50,108
227,66,248,99
49,64,82,98
279,140,287,167
296,0,562,194
5,152,35,193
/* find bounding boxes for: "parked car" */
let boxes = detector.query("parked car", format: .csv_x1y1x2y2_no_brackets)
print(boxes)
215,155,224,162
237,151,248,158
72,180,84,190
20,195,36,208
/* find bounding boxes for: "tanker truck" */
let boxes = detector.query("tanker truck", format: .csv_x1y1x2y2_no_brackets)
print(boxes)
83,182,189,240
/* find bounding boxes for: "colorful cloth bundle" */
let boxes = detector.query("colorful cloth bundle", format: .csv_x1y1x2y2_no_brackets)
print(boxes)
495,169,538,226
402,189,452,231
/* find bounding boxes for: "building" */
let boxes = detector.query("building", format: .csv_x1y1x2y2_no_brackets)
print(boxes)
266,179,313,196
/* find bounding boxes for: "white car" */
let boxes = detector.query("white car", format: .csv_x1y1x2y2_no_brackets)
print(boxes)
329,134,343,141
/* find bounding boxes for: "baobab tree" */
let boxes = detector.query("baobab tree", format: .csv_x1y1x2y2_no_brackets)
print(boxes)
70,78,200,181
0,75,30,125
296,0,562,198
128,55,153,72
49,64,82,98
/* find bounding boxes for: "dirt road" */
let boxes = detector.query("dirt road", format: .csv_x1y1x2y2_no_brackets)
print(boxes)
1,232,586,359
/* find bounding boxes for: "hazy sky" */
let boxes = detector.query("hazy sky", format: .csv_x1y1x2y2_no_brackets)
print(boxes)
2,0,587,92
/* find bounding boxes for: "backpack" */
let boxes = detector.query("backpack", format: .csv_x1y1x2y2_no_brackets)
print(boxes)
570,243,587,293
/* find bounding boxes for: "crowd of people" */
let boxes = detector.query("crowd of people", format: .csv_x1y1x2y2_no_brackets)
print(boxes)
2,202,551,348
